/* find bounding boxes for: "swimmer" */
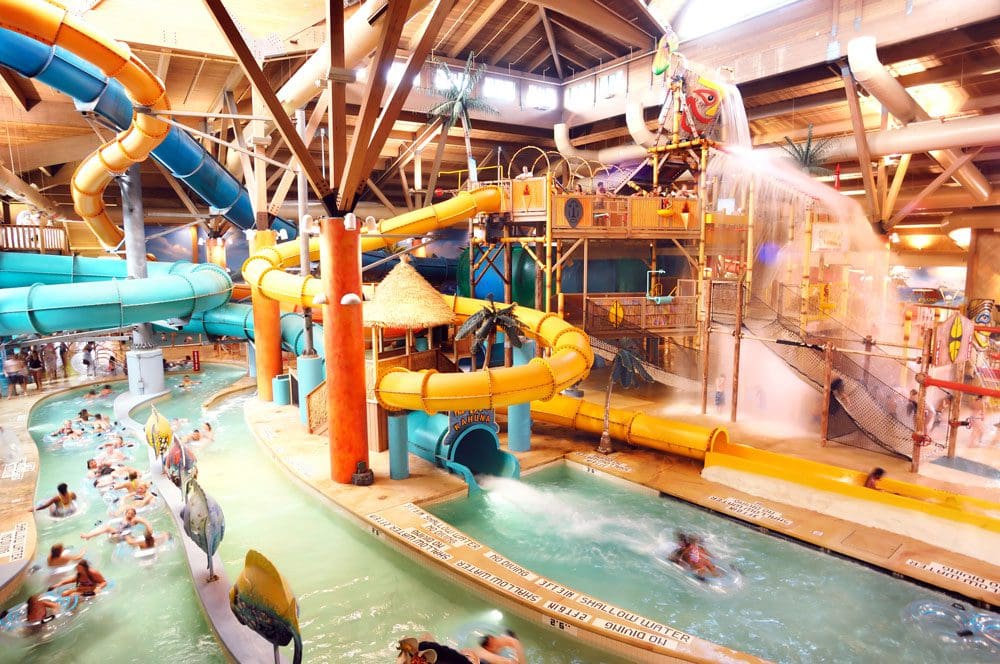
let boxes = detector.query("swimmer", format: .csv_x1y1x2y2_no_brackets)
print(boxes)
48,543,85,568
99,384,113,397
97,434,128,451
84,389,98,401
25,594,62,623
202,422,214,441
92,413,110,432
113,471,149,497
864,467,885,489
32,483,77,515
86,458,119,480
49,559,107,597
179,375,200,390
81,507,150,541
183,429,202,445
123,528,170,551
398,635,481,664
474,629,526,664
52,420,75,436
113,485,156,514
75,409,90,422
671,533,720,579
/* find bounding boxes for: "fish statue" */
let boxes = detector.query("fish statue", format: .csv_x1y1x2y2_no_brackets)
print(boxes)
144,406,172,459
230,549,303,664
181,478,225,582
165,436,197,488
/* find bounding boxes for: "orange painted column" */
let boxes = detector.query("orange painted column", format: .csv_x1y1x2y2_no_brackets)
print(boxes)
320,215,369,483
250,230,283,400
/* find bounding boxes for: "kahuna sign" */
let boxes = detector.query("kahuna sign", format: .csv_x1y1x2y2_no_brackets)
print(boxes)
443,409,499,447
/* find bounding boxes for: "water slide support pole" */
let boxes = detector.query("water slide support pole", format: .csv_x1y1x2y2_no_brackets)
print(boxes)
120,163,165,395
507,342,533,452
250,231,283,400
388,412,410,480
321,215,369,483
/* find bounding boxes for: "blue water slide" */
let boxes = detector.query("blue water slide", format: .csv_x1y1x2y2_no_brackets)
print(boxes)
0,252,322,357
0,28,296,238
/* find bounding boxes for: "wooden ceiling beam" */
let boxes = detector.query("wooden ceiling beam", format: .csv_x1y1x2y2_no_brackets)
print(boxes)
0,69,41,113
520,0,652,48
447,0,507,59
487,12,542,65
548,14,620,58
202,0,332,209
339,0,411,209
526,48,552,74
538,8,563,79
359,1,456,181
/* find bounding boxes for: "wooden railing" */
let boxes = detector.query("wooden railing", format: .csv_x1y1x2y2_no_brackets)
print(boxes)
585,292,698,336
0,224,70,254
551,194,702,236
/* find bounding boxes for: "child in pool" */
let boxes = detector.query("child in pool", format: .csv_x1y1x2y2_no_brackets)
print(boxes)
25,594,62,623
48,543,86,568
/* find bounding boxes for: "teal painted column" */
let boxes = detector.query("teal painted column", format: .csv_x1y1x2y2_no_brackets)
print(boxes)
247,344,257,378
507,341,535,452
388,412,410,480
297,355,325,424
272,375,291,405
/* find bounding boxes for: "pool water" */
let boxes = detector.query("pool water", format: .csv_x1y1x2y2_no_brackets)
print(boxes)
428,463,999,664
120,365,628,663
3,378,224,664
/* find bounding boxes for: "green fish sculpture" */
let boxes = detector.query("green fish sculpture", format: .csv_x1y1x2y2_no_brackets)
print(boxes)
180,478,225,582
230,549,303,664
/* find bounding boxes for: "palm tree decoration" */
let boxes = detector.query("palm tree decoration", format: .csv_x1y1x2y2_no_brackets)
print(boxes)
780,124,834,176
455,295,525,371
422,52,498,186
598,341,653,454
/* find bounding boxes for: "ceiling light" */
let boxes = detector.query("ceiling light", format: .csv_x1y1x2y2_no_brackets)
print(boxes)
906,83,967,118
905,234,934,250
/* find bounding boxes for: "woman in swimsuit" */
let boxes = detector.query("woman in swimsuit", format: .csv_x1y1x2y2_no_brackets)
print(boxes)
32,483,77,516
49,560,107,597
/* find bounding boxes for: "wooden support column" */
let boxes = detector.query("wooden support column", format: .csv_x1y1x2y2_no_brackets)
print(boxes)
327,0,347,200
801,210,814,335
947,361,966,459
251,89,270,231
887,148,983,229
268,90,331,215
320,215,368,483
820,343,833,445
883,153,912,220
700,280,713,415
503,225,513,368
730,272,745,423
911,328,933,473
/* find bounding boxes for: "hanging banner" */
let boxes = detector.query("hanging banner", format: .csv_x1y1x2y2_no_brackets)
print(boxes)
811,222,848,252
192,350,201,372
933,314,973,366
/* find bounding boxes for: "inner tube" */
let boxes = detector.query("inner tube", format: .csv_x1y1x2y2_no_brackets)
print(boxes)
0,594,79,637
114,534,174,563
902,599,1000,655
652,545,744,593
40,499,85,520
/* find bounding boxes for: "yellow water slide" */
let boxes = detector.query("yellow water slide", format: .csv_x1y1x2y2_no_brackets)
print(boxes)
1,0,170,248
529,395,729,461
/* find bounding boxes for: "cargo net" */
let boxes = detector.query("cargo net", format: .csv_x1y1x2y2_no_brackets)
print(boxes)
586,301,701,392
712,280,931,459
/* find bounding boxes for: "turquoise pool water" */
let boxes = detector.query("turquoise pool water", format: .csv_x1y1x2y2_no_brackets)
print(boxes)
125,365,628,663
429,463,999,663
3,378,223,664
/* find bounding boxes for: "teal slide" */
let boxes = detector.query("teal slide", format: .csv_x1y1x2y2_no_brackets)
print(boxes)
0,252,323,357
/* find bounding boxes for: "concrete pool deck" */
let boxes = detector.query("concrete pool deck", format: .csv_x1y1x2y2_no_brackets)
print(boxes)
244,395,1000,662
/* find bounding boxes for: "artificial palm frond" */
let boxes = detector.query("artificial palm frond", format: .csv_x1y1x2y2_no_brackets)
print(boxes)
780,124,835,176
454,295,526,370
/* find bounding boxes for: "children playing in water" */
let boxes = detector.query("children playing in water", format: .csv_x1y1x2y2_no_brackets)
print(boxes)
81,507,151,541
99,384,113,398
864,467,885,489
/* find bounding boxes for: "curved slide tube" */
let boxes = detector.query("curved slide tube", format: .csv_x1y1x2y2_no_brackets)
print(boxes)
0,27,294,239
0,0,171,248
527,394,729,461
0,262,230,337
242,187,504,307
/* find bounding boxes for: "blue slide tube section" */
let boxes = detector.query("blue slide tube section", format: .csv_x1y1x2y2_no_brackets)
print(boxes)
0,260,232,336
0,252,323,358
0,28,296,239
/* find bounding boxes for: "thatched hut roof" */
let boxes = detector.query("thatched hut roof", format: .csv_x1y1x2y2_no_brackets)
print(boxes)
363,260,455,329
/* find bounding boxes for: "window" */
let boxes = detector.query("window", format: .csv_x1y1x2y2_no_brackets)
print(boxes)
526,84,557,110
596,70,625,99
387,61,419,87
433,68,470,91
483,76,516,101
565,80,594,108
673,0,799,41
